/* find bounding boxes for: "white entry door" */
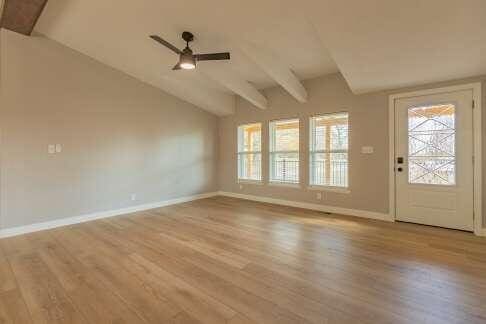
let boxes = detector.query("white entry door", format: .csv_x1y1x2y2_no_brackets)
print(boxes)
395,90,474,231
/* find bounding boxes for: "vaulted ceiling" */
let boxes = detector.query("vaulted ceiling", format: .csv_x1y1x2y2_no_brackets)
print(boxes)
33,0,486,115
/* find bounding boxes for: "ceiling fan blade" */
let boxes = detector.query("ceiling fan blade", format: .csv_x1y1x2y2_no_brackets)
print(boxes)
150,35,182,55
172,63,181,70
194,52,230,61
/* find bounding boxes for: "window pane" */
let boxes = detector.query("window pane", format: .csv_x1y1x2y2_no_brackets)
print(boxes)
311,113,348,151
269,119,299,184
330,124,348,151
271,119,299,151
238,123,261,152
238,153,262,181
237,123,261,181
310,152,348,187
408,104,455,185
310,113,349,188
270,152,299,183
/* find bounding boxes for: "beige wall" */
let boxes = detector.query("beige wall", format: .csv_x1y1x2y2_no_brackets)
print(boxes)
0,29,218,228
219,73,486,227
219,73,390,214
1,27,485,231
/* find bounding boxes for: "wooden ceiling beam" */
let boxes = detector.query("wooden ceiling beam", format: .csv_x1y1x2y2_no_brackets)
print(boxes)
240,41,308,103
200,66,268,110
1,0,48,36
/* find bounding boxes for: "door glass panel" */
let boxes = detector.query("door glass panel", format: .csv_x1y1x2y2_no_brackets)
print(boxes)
408,104,455,185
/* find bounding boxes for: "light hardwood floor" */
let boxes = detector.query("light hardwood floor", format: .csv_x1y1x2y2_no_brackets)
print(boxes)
1,196,486,323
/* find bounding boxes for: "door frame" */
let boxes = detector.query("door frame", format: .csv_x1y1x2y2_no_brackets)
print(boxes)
388,83,482,235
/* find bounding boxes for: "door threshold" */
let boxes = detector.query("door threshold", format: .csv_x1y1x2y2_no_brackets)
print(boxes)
396,220,474,234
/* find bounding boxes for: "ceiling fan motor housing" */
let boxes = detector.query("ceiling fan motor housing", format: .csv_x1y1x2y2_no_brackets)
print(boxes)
182,31,194,43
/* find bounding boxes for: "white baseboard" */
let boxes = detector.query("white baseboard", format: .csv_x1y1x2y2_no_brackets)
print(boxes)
2,190,478,238
217,191,392,222
0,192,218,238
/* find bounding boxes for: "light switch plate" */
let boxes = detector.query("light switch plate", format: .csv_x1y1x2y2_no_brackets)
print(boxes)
48,144,56,154
361,146,374,154
55,144,62,153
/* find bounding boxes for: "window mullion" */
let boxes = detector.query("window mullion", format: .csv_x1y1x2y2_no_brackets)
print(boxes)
311,149,348,154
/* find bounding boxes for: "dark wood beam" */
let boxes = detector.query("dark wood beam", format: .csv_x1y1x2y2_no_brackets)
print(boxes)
0,0,48,36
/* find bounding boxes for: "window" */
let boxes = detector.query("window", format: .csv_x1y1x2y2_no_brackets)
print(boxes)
310,113,349,188
408,104,455,185
269,119,300,184
237,123,262,181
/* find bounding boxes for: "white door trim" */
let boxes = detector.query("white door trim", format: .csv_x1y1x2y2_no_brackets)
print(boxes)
389,83,482,235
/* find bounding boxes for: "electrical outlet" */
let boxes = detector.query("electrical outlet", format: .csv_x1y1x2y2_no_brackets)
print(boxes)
316,192,322,200
361,146,374,154
239,184,243,190
131,194,137,201
55,144,62,153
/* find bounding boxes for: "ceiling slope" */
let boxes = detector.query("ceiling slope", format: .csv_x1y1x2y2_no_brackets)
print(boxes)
306,0,486,93
29,0,485,114
34,0,337,115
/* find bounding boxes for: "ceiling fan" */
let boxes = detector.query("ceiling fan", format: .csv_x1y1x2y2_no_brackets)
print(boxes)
150,31,230,70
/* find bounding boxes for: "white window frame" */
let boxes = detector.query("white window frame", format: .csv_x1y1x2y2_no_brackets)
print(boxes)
309,112,349,190
237,123,262,183
269,118,300,185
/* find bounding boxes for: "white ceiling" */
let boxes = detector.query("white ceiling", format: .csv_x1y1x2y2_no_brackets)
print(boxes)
35,0,486,115
307,0,486,94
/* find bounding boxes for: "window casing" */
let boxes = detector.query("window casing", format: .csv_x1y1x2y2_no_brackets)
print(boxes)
237,123,262,181
269,119,300,184
309,113,349,188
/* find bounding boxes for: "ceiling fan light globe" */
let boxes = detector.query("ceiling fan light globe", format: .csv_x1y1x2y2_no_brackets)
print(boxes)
180,62,196,69
179,51,196,70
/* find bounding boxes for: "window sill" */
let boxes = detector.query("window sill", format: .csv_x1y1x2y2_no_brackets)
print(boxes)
238,179,263,185
307,186,351,194
268,182,301,189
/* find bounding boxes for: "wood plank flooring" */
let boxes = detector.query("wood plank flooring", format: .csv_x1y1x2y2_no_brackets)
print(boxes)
1,196,486,323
